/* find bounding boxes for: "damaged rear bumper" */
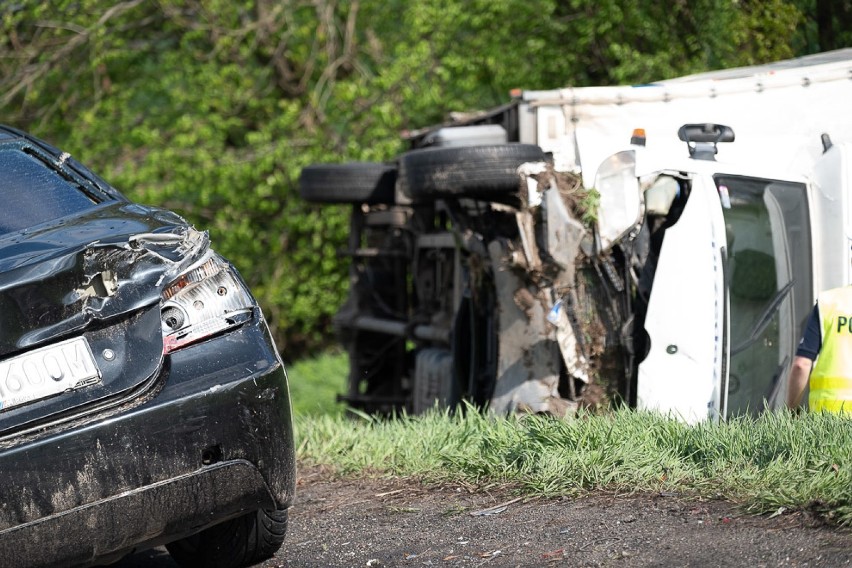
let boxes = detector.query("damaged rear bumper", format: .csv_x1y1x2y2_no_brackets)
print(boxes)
0,317,295,568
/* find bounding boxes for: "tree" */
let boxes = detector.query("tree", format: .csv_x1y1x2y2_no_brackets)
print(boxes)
0,0,812,356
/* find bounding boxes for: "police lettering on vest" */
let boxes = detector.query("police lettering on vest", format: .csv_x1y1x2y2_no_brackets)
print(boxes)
837,315,852,333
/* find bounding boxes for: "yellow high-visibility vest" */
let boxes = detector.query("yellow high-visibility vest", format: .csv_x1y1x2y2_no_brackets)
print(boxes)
810,286,852,413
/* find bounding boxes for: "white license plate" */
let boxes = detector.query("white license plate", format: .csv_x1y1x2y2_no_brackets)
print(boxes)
0,337,101,412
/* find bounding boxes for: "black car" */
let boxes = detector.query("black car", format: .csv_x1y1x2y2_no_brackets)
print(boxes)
0,125,295,567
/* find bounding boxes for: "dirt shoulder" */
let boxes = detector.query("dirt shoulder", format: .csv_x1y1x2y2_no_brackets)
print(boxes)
272,466,852,568
117,466,852,568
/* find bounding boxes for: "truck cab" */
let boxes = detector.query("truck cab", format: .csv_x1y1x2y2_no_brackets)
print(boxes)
594,125,827,421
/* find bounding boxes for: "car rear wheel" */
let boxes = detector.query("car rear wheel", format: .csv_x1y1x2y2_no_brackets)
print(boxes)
397,144,546,200
166,507,288,568
299,162,397,204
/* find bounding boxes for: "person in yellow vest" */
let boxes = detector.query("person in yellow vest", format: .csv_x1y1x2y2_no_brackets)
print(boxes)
787,286,852,412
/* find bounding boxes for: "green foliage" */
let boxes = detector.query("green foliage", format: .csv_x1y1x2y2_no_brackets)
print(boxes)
286,350,348,417
790,0,852,54
297,407,852,525
0,0,826,356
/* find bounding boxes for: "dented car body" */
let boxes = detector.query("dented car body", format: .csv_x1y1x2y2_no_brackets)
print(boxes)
301,50,852,422
0,126,295,567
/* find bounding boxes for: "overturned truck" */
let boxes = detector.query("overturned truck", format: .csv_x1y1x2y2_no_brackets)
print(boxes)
300,49,852,422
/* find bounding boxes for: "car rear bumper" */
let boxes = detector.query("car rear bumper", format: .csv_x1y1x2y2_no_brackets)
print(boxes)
0,316,295,568
1,460,276,567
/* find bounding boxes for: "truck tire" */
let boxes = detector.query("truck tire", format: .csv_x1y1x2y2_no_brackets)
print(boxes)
166,507,288,568
413,348,458,414
398,144,546,200
299,162,397,204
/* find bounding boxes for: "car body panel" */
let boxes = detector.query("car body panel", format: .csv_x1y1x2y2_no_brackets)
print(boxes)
0,316,295,567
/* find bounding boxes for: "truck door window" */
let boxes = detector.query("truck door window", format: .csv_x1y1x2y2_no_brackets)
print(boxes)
714,175,811,416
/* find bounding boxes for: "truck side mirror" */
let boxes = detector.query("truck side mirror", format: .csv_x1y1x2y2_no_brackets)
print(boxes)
678,123,735,161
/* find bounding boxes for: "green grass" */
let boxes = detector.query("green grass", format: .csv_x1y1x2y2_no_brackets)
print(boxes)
287,352,852,524
296,405,852,525
285,350,348,417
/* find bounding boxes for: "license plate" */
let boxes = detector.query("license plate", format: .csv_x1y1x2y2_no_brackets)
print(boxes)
0,337,101,412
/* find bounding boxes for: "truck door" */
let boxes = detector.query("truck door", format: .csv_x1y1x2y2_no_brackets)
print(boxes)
636,174,728,423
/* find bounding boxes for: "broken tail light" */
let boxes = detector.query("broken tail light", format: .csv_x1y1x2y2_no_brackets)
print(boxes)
160,254,255,354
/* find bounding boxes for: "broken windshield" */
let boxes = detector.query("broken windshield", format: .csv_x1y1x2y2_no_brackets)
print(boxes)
714,174,811,416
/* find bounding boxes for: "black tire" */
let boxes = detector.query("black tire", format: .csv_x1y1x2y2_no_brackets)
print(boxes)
299,162,397,204
412,348,458,414
166,508,288,568
398,144,545,200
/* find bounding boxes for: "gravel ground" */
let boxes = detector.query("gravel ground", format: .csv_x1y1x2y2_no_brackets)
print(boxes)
118,466,852,568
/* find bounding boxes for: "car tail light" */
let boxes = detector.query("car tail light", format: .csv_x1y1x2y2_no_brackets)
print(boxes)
160,254,255,354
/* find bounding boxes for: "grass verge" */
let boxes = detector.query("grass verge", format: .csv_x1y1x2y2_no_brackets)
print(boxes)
296,406,852,525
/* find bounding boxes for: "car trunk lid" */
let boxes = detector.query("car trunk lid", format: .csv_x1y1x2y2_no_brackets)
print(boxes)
0,202,209,438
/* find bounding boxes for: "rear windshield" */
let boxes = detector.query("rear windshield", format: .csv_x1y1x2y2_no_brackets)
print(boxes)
0,148,100,236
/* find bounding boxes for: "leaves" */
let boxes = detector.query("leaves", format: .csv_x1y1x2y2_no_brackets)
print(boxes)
0,0,816,355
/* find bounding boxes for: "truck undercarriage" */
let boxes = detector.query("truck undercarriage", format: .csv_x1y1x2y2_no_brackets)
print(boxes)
300,115,678,416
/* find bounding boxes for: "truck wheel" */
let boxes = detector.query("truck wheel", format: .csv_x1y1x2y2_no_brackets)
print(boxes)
413,348,458,414
299,162,397,204
398,144,546,200
166,507,288,568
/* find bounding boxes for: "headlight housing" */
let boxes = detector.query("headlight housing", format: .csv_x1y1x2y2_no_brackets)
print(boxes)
160,253,255,353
